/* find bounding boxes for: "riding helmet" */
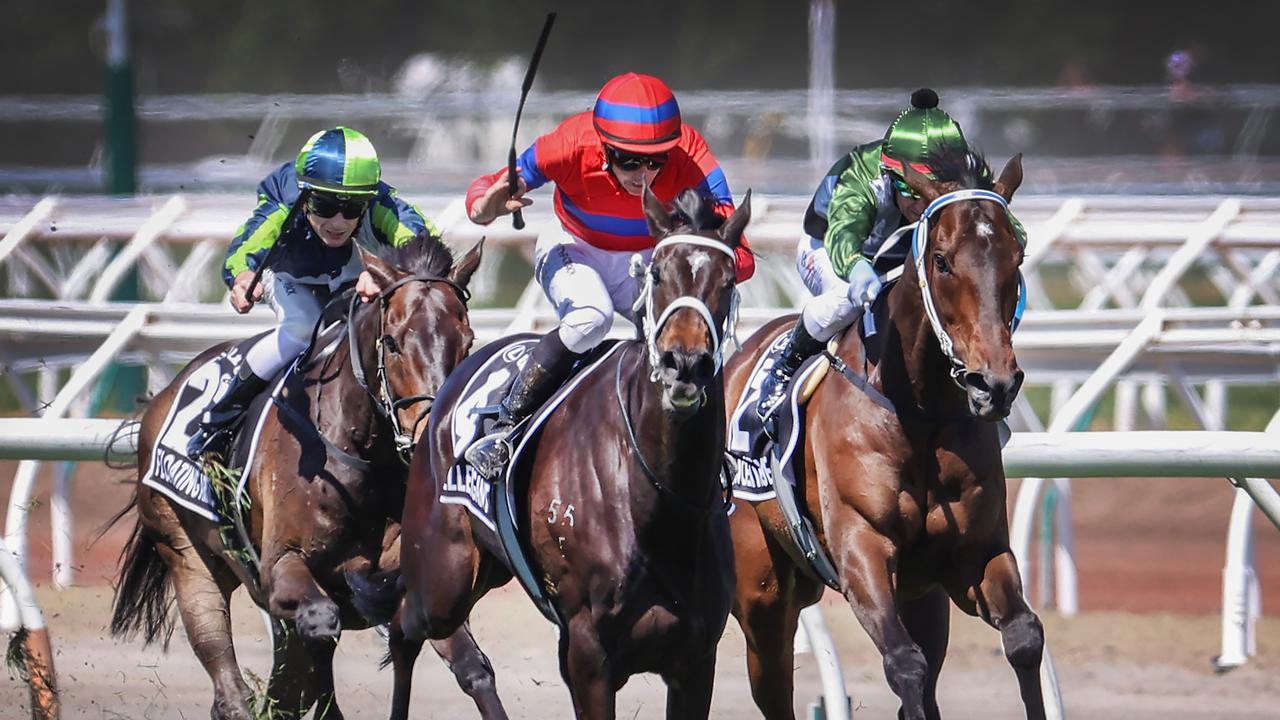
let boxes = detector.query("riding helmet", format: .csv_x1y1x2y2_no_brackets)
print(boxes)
880,88,967,178
294,126,381,197
592,73,683,154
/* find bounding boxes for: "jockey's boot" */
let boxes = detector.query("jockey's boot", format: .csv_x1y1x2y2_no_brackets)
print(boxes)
466,332,581,481
186,365,270,458
756,321,825,429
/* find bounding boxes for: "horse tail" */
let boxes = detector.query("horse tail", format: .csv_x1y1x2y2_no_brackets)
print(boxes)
345,567,403,628
109,503,176,646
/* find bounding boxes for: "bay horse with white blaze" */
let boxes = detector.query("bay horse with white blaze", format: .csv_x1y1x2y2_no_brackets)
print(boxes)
727,153,1046,719
392,188,749,719
110,235,509,719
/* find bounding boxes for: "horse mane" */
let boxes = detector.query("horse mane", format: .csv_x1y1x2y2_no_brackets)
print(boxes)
925,141,995,191
667,188,726,234
367,231,455,277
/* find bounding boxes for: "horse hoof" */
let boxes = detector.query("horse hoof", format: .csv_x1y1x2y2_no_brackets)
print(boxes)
296,597,342,641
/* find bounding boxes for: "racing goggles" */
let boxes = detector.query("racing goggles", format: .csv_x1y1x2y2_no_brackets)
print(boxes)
607,146,668,172
306,194,369,220
892,178,921,200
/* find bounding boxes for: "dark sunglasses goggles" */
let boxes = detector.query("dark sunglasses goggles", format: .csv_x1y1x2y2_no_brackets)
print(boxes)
607,146,668,172
306,194,369,219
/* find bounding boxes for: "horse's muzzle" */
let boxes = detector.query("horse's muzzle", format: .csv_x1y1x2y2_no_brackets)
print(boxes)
963,368,1025,421
658,348,715,417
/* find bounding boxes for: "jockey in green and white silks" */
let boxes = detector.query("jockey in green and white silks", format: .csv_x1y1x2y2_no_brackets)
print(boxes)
756,88,1027,423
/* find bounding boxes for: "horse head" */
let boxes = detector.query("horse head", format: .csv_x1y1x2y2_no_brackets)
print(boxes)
639,186,750,419
356,234,482,444
900,153,1025,420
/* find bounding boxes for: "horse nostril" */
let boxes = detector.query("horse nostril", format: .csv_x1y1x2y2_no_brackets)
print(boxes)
693,352,715,381
964,371,991,394
660,350,679,372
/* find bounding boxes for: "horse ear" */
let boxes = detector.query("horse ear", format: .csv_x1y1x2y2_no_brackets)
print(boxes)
448,238,484,289
642,184,673,237
358,244,398,288
900,162,941,203
994,153,1024,203
720,189,752,247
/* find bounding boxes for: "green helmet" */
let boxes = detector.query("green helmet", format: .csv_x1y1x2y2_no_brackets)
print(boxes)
880,88,967,178
294,126,381,197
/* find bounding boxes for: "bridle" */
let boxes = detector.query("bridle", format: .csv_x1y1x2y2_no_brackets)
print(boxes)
630,233,740,385
910,188,1026,389
348,273,471,463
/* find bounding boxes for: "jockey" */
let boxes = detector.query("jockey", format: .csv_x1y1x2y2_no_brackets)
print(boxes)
464,72,755,479
188,126,438,456
756,88,1026,423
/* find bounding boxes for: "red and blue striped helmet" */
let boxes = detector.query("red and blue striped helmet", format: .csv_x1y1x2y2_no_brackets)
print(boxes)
592,73,682,154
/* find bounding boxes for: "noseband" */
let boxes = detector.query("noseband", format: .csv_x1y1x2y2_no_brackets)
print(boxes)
349,273,470,463
630,234,740,384
910,188,1026,389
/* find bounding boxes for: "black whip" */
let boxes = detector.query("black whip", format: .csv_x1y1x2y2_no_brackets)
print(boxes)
508,12,557,230
245,188,310,301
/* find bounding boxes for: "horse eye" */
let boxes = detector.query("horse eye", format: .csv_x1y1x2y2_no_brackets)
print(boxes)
933,253,950,275
382,335,400,354
649,266,661,284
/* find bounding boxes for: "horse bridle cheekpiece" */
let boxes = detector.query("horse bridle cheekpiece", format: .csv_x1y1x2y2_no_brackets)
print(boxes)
349,273,471,463
631,234,740,383
911,188,1027,388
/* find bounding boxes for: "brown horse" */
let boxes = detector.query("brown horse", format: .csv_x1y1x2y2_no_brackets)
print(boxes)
109,235,507,720
727,154,1045,719
390,188,749,719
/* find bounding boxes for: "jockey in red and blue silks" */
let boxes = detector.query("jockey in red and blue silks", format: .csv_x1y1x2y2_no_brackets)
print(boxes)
464,72,754,479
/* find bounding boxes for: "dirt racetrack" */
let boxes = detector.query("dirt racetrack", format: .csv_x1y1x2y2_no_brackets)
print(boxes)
1,461,1278,718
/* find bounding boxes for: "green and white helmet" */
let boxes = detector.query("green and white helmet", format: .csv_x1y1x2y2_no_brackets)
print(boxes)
880,88,967,178
294,126,381,197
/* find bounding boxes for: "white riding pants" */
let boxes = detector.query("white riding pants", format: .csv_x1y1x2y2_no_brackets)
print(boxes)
243,272,329,378
534,224,653,354
796,235,858,342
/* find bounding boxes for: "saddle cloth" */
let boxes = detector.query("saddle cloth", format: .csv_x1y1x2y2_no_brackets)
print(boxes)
441,337,626,534
141,338,283,522
727,330,829,502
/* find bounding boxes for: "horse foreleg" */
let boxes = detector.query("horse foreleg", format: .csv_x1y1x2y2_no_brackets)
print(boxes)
309,635,344,720
898,586,950,720
663,651,716,720
962,550,1046,720
266,550,342,642
429,622,509,720
156,540,254,720
730,505,810,720
834,526,929,720
387,611,423,720
266,619,309,720
559,612,615,720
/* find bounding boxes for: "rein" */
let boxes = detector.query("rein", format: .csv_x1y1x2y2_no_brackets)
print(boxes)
910,188,1025,389
346,273,471,464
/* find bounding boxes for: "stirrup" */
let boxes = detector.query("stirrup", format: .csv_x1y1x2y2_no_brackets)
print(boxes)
464,431,513,481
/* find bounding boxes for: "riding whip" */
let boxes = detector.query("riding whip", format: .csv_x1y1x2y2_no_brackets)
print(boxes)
245,188,311,302
507,12,557,230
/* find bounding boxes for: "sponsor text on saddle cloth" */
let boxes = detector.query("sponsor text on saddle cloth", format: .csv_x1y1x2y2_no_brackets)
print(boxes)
442,337,625,535
727,330,828,502
142,341,280,521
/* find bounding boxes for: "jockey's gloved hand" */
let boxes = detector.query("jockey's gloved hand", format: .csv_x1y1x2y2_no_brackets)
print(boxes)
845,257,883,307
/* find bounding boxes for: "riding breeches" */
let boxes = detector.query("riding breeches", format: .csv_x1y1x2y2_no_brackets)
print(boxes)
534,224,653,354
796,235,858,343
243,272,332,378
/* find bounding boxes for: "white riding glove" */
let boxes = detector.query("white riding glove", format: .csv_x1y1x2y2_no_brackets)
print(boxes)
845,257,883,307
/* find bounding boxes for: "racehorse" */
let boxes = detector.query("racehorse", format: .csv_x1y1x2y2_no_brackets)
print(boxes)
727,154,1046,719
391,187,749,719
109,235,508,720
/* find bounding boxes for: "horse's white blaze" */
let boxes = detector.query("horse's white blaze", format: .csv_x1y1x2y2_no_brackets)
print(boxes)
976,220,994,237
688,250,711,278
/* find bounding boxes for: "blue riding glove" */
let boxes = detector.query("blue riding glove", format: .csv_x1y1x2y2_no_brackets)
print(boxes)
845,257,883,307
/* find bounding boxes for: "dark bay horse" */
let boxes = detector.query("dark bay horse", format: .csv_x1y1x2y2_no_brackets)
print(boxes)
728,155,1046,719
109,235,506,720
392,188,750,719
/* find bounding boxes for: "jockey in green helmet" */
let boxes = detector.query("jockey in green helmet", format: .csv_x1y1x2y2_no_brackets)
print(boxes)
756,88,1026,425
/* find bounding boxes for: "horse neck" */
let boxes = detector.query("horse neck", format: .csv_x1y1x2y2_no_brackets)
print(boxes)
624,347,726,511
311,301,390,460
881,263,970,418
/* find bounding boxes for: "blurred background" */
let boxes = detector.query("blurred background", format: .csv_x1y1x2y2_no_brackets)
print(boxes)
6,0,1280,195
